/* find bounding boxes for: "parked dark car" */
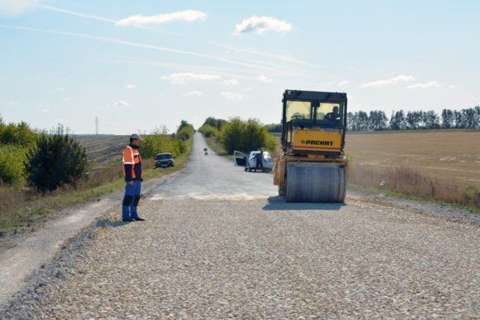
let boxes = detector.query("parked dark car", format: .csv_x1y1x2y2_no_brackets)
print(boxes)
155,153,175,168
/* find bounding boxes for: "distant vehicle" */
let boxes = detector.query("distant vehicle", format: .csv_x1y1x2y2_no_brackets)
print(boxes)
245,151,273,172
203,147,208,155
155,153,175,168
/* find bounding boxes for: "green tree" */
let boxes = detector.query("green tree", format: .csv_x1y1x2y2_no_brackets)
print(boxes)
25,134,88,192
389,110,407,130
241,119,272,152
220,118,244,154
220,118,276,154
176,120,194,141
0,121,37,146
204,117,227,130
198,124,219,137
141,135,185,158
0,145,27,185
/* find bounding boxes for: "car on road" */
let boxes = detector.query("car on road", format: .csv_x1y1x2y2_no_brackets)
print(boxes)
245,151,273,172
155,153,175,168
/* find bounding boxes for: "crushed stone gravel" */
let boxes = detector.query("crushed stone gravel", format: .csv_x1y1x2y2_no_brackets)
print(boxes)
3,198,480,319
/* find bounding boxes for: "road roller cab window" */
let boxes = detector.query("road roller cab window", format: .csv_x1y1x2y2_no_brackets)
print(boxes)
317,103,341,121
286,101,312,121
284,98,345,130
315,102,345,128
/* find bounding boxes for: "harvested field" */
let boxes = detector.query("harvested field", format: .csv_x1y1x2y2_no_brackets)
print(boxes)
74,135,128,165
346,130,480,208
346,130,480,188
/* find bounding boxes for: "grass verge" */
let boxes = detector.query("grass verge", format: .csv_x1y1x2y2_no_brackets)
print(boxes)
347,163,480,212
0,139,192,235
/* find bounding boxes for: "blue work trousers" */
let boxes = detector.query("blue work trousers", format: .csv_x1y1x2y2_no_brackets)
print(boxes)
122,180,141,220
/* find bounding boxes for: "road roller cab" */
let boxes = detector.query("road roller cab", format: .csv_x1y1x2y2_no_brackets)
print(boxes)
274,90,348,203
281,90,347,157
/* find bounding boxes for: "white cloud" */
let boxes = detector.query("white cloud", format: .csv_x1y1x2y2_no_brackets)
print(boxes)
0,0,38,15
337,80,350,88
234,16,292,35
125,84,137,89
257,74,273,83
407,81,441,89
448,84,456,89
185,90,204,97
113,100,129,107
221,91,244,101
223,78,239,86
41,107,49,113
162,72,221,85
361,74,415,88
116,10,207,27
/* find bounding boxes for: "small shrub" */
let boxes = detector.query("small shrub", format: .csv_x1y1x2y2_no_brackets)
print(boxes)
464,186,480,208
25,134,88,192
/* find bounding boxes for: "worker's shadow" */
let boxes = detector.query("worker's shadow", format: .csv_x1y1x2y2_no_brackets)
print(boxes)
262,196,344,211
96,218,131,228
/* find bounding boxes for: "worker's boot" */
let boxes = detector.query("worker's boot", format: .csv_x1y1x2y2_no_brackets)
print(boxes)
131,195,145,221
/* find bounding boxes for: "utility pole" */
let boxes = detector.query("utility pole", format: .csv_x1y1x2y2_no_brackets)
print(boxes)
95,116,99,135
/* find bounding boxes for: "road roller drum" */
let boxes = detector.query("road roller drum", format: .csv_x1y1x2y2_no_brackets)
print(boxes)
285,162,346,202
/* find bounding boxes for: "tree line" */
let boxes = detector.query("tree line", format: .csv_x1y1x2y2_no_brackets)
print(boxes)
348,107,480,131
264,107,480,132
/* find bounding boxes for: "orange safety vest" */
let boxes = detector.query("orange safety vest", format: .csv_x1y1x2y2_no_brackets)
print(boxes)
122,145,143,179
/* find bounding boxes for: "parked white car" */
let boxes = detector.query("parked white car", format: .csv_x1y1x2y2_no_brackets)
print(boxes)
245,151,273,172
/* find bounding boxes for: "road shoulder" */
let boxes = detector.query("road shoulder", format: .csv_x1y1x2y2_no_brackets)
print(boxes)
0,170,182,311
348,187,480,225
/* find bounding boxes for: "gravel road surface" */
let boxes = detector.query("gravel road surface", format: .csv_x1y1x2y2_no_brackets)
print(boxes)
3,134,480,319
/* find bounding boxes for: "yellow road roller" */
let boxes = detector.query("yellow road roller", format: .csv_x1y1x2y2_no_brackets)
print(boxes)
273,90,348,202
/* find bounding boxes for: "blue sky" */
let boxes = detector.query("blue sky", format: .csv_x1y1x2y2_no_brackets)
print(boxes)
0,0,479,134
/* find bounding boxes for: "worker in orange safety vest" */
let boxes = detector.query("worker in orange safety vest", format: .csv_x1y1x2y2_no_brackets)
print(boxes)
121,134,145,222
